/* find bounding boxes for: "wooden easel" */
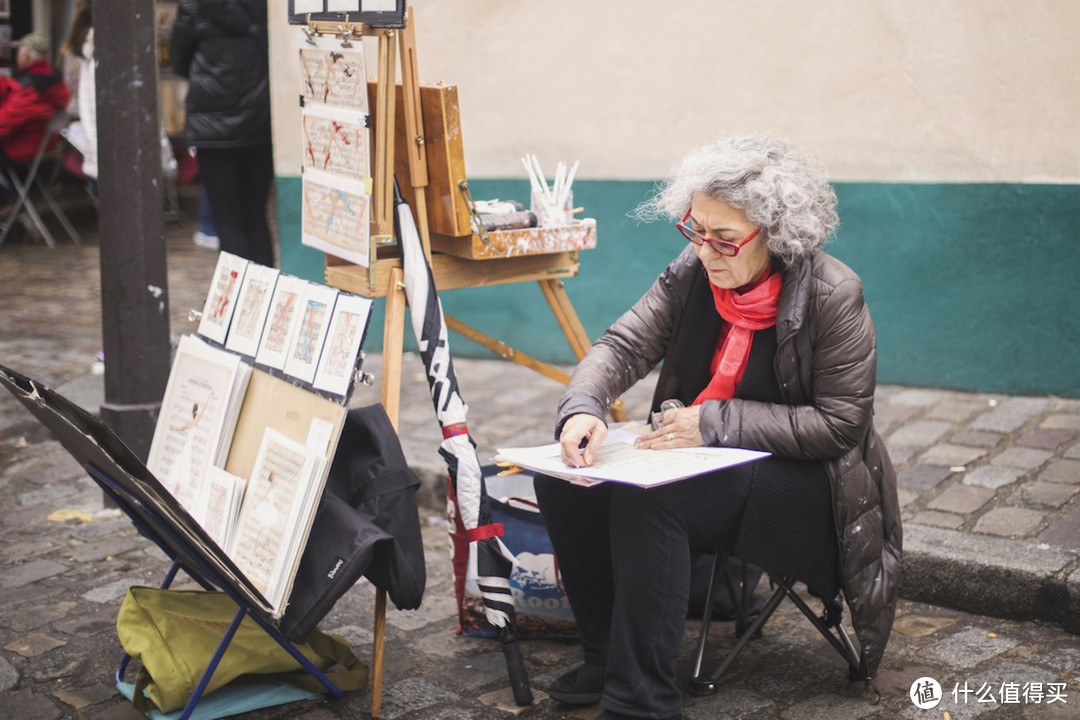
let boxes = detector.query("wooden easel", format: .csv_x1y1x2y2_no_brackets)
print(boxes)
304,8,625,717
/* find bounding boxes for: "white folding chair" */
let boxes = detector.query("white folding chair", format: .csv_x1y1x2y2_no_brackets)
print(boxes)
0,110,82,248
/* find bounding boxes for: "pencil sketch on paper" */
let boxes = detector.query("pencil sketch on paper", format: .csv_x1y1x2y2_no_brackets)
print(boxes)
301,105,370,181
301,168,370,266
299,36,367,112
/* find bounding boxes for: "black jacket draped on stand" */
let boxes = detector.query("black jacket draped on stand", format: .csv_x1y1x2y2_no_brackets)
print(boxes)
281,404,426,643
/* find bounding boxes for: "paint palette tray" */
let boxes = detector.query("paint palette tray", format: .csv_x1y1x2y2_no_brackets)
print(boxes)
369,81,596,260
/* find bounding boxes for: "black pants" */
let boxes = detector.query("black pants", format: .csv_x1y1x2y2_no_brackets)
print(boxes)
535,467,753,718
197,143,274,266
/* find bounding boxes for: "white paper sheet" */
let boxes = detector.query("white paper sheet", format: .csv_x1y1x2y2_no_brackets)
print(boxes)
497,423,770,488
195,466,243,550
147,335,252,509
228,428,325,611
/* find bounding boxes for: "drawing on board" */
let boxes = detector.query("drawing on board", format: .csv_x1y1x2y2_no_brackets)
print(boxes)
283,284,339,384
198,252,248,344
299,35,368,113
255,274,310,370
225,265,280,358
313,294,373,396
301,104,370,181
301,168,371,267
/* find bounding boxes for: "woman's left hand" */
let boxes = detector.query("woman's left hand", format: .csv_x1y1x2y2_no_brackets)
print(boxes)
635,405,705,449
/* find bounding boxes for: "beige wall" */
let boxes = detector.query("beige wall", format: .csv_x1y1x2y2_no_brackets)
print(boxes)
269,1,1080,183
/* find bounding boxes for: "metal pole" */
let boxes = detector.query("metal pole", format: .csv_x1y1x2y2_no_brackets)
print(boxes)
94,0,171,461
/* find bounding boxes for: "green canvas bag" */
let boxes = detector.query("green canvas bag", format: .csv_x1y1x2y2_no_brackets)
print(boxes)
116,586,368,714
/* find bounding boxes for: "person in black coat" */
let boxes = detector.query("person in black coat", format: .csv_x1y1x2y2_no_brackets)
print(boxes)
171,0,274,266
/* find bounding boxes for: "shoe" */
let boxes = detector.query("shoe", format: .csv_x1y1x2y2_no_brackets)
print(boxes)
547,662,604,705
192,230,219,249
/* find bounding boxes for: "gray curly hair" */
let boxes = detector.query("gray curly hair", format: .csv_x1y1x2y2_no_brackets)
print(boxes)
636,135,839,266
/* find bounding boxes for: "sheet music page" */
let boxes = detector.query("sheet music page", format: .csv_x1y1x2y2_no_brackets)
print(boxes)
147,335,244,509
228,428,320,610
195,466,242,549
497,423,770,488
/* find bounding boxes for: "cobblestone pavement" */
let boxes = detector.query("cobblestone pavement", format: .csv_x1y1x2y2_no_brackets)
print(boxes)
0,211,1078,718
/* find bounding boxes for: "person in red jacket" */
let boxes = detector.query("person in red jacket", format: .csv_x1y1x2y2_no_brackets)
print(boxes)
0,32,70,168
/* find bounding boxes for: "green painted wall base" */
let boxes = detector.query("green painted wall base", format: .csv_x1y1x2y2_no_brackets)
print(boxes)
276,177,1080,398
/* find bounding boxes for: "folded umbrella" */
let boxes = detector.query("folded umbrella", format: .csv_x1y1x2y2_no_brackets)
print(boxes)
394,180,533,706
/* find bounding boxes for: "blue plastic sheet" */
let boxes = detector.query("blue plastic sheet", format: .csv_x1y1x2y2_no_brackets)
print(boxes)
117,681,320,720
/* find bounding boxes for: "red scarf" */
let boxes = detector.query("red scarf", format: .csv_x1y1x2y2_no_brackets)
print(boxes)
692,271,783,405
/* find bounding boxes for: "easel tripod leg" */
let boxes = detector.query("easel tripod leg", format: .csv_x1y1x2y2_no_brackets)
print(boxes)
371,267,406,717
371,589,388,717
538,278,628,422
380,268,407,426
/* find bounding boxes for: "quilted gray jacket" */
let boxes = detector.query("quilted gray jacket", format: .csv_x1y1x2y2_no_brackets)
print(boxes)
171,0,271,149
557,245,902,679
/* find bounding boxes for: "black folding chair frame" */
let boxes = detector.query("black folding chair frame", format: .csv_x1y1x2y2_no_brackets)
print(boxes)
0,110,82,248
688,553,865,696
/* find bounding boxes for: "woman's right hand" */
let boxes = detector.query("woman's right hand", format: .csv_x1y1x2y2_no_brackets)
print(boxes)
559,413,607,468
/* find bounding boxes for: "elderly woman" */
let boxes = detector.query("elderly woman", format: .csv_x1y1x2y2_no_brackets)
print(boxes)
534,135,901,720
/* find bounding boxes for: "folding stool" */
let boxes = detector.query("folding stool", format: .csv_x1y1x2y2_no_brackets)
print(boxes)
0,110,82,248
689,551,866,695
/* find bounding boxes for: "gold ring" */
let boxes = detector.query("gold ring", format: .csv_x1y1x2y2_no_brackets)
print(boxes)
667,433,674,442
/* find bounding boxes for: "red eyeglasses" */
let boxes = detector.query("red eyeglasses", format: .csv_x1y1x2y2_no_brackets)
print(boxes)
676,209,760,257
